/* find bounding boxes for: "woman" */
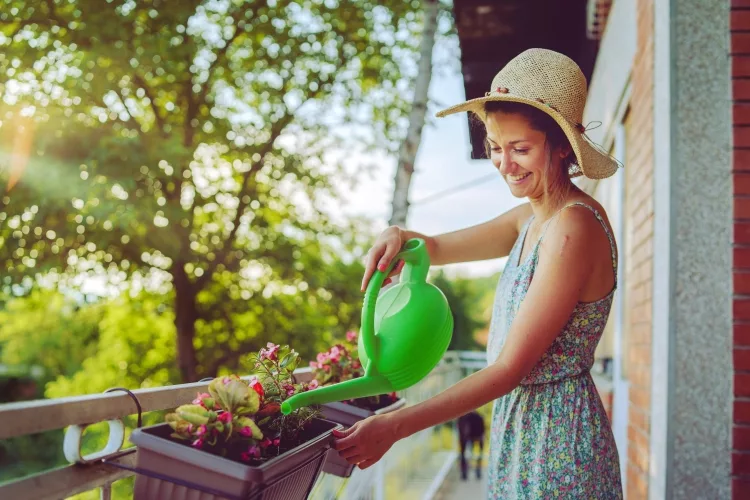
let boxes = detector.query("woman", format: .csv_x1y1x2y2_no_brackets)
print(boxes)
333,48,623,498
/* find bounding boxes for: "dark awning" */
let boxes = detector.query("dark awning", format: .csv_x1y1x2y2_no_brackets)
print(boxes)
451,0,599,159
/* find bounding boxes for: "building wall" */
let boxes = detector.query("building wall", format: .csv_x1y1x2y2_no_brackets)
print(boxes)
579,1,636,492
659,0,732,495
733,2,750,497
624,0,654,497
582,0,636,147
578,0,732,497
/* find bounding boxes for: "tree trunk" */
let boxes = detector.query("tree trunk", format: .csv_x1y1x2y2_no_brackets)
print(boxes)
388,0,439,227
173,263,199,382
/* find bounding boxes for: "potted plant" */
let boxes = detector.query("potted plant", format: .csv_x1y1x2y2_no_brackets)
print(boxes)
308,331,406,477
129,344,342,500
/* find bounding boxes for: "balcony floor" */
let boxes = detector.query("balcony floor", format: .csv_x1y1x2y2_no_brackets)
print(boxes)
437,465,487,499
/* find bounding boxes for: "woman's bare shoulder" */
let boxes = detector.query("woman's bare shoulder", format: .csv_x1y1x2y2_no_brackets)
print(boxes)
508,203,534,232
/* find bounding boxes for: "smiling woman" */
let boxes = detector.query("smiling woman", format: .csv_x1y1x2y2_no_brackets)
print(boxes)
336,49,624,500
482,101,576,214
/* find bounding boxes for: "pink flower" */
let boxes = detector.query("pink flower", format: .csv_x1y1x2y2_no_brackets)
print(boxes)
308,379,319,390
195,424,208,437
260,438,273,448
218,412,232,424
240,426,254,437
352,360,361,370
192,392,211,405
273,438,281,446
323,364,331,372
241,446,261,461
329,346,341,363
192,438,204,448
259,342,280,361
346,330,357,342
283,383,296,396
316,352,329,364
248,376,265,399
222,376,232,385
309,361,318,369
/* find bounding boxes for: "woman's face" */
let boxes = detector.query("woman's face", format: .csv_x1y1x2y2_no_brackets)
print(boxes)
485,111,567,200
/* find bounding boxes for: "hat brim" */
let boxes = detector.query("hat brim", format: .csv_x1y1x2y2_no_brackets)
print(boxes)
436,95,619,180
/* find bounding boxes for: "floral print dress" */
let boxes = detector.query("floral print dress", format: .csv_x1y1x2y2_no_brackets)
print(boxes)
486,202,622,499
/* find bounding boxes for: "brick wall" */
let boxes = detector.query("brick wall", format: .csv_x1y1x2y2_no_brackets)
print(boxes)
623,0,654,497
733,2,750,498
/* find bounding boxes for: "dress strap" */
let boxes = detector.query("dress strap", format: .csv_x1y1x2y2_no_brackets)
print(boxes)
538,202,618,286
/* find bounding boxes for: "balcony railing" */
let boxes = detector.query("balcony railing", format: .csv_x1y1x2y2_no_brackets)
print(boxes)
0,351,487,500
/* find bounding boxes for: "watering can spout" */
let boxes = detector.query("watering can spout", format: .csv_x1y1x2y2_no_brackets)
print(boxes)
281,374,391,415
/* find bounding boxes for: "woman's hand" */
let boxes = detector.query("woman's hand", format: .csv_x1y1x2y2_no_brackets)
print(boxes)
361,226,405,291
332,413,400,469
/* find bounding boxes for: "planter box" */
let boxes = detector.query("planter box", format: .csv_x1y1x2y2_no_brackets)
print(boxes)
129,417,342,500
320,397,406,478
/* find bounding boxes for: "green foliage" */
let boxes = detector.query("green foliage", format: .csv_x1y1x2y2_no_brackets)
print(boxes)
0,0,425,381
431,271,498,351
45,292,179,397
0,289,102,383
0,290,174,484
0,289,103,483
0,0,456,491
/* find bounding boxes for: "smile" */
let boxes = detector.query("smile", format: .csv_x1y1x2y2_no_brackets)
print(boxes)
506,172,531,183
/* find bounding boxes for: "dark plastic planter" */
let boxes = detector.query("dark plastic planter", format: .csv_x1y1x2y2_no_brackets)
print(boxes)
320,397,406,478
129,417,342,500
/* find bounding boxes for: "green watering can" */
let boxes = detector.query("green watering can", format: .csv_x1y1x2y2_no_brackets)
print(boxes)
281,238,453,415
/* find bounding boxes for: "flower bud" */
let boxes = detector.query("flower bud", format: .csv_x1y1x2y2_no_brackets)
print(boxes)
235,416,263,440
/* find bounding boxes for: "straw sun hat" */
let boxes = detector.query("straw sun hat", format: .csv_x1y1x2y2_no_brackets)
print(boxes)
436,48,619,180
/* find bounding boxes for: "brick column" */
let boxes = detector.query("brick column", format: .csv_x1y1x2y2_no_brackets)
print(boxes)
624,0,654,497
733,2,750,497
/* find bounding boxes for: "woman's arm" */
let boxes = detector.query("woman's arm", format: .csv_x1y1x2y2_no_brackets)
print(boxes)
404,202,532,266
397,208,597,433
361,203,532,291
335,207,598,468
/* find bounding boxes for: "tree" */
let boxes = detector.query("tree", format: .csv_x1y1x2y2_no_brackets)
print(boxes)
0,0,425,382
388,0,440,227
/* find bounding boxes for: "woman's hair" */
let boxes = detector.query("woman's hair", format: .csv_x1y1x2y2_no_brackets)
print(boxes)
480,101,577,209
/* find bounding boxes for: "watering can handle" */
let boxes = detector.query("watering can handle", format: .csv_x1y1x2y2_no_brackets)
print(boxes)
360,238,429,366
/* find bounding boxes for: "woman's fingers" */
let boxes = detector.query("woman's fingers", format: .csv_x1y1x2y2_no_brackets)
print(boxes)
361,247,383,291
361,227,404,291
358,459,378,470
333,423,361,451
338,447,363,460
374,259,404,289
376,240,401,274
387,260,404,279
